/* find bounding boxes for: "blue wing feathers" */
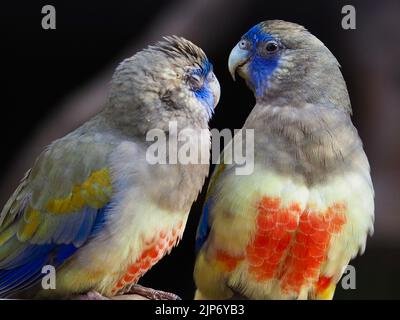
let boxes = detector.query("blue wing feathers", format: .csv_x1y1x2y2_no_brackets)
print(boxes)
0,202,111,297
0,257,48,296
195,199,212,253
0,243,52,269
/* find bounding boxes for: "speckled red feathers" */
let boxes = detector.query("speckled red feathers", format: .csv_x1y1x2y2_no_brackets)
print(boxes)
216,196,346,295
112,221,184,294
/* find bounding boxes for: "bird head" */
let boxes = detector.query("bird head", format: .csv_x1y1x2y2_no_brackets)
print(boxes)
108,36,220,132
228,20,350,111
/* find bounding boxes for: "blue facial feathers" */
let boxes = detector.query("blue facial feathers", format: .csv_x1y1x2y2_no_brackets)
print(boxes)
242,24,280,97
192,60,215,118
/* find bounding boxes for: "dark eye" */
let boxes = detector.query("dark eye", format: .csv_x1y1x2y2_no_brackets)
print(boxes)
188,74,203,91
265,41,279,53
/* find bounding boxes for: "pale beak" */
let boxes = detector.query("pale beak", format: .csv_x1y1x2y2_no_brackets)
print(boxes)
208,72,221,108
228,43,251,81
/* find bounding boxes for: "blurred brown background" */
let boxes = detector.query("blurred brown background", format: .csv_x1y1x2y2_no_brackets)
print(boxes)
0,0,399,299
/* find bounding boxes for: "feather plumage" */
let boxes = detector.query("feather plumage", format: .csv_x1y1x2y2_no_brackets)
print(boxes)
195,20,374,300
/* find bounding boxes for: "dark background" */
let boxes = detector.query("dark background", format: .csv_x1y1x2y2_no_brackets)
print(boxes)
1,0,399,299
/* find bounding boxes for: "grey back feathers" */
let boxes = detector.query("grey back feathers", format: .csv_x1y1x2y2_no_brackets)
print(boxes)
259,20,352,115
244,21,369,186
245,104,370,186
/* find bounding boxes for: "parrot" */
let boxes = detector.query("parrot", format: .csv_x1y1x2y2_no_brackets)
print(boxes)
0,36,220,299
194,20,374,300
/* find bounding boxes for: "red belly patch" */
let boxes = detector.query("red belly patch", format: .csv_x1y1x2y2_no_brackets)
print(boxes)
246,196,346,295
247,197,301,281
280,203,346,294
111,221,184,294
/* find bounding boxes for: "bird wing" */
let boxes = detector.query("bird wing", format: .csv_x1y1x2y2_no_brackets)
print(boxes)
195,160,232,253
0,137,115,297
194,159,247,299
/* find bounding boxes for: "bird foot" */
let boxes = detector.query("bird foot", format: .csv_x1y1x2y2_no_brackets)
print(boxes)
122,284,181,300
75,286,181,300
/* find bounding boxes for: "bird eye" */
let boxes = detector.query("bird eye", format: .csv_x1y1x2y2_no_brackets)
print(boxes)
238,39,251,50
188,73,203,91
265,41,279,54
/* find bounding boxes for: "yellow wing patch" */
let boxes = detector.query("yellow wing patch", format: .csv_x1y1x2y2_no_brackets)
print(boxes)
18,208,41,241
46,168,112,214
0,223,18,245
14,168,112,241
